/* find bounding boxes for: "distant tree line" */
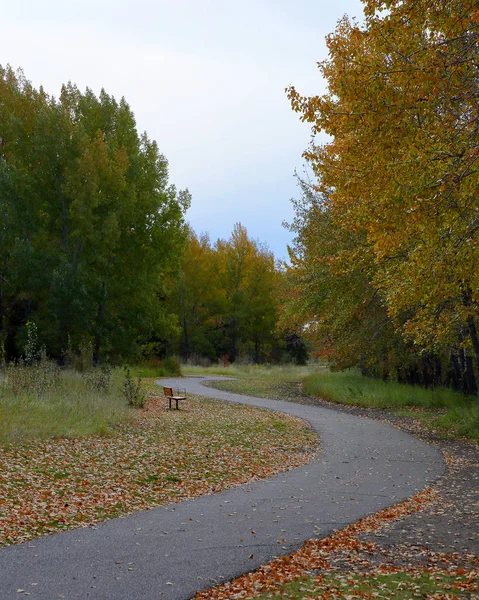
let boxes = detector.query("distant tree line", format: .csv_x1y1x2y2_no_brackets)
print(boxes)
165,224,309,364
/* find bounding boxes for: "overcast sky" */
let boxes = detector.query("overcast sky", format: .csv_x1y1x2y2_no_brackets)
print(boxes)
3,0,365,259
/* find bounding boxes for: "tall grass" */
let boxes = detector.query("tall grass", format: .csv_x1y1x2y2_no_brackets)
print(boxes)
0,367,131,446
129,357,182,378
302,370,464,409
183,362,324,382
303,370,479,440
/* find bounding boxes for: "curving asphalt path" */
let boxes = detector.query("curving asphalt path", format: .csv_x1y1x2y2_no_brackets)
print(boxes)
1,377,444,600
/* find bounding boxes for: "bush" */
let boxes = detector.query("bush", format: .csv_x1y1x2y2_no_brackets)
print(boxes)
83,365,112,394
129,357,182,378
122,367,146,408
161,356,181,376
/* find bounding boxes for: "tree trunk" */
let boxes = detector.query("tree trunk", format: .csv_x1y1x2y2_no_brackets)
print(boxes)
0,279,4,362
254,336,260,364
230,317,237,362
93,282,106,365
466,315,479,410
181,314,189,358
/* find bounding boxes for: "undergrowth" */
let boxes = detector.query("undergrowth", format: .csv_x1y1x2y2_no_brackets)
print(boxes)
0,365,130,446
183,363,322,381
129,356,182,378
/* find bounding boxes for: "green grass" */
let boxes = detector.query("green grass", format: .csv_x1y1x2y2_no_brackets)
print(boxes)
254,570,478,599
0,368,131,445
183,363,323,381
204,368,479,442
303,370,465,409
129,357,182,378
302,371,479,440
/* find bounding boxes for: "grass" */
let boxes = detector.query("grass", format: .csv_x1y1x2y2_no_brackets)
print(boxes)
0,367,131,446
253,570,478,599
183,362,323,381
0,379,319,546
203,367,479,441
129,357,182,378
302,370,464,409
0,356,188,445
303,370,479,441
204,377,304,400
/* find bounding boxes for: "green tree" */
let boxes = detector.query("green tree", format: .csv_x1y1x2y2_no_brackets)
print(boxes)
0,66,189,361
215,224,278,363
167,224,280,363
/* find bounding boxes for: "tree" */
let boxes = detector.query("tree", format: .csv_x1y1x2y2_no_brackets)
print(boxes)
167,224,280,363
282,175,420,379
0,66,189,361
169,229,219,360
215,224,278,363
287,1,479,398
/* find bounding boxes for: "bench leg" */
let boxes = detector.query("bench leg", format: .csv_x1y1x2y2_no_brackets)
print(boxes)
176,398,179,409
168,397,172,409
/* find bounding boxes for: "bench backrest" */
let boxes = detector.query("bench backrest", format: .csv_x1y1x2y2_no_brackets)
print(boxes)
163,386,173,397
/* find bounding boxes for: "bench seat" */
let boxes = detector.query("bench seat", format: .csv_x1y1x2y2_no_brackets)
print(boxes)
163,386,186,409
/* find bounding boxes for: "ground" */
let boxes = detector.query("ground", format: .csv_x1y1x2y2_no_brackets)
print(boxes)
196,378,479,599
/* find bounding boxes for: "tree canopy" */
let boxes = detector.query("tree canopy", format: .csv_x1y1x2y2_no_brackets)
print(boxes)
0,66,189,361
167,224,285,364
285,0,479,394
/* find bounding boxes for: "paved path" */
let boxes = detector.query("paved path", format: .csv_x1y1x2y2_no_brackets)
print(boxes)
1,377,444,600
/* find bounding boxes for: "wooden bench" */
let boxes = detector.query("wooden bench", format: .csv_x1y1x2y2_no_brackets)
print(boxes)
163,386,186,410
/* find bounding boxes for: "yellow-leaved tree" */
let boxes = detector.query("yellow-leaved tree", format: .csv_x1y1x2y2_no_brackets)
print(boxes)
287,0,479,402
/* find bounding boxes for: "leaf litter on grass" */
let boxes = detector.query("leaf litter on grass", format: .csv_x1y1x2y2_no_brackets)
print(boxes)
194,488,479,599
0,391,319,546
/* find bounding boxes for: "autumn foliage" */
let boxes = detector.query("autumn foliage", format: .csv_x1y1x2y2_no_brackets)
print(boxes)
167,225,301,364
284,0,479,395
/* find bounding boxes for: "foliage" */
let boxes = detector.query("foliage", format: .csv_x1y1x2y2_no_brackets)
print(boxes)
168,225,286,363
0,386,318,545
122,367,146,408
0,65,189,362
282,176,411,377
285,1,479,400
161,356,182,376
83,364,112,394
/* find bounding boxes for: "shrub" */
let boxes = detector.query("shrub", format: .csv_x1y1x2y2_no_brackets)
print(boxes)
161,356,181,376
122,367,146,408
83,365,112,394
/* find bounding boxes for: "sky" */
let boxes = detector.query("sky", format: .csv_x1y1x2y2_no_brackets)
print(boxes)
3,0,365,259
